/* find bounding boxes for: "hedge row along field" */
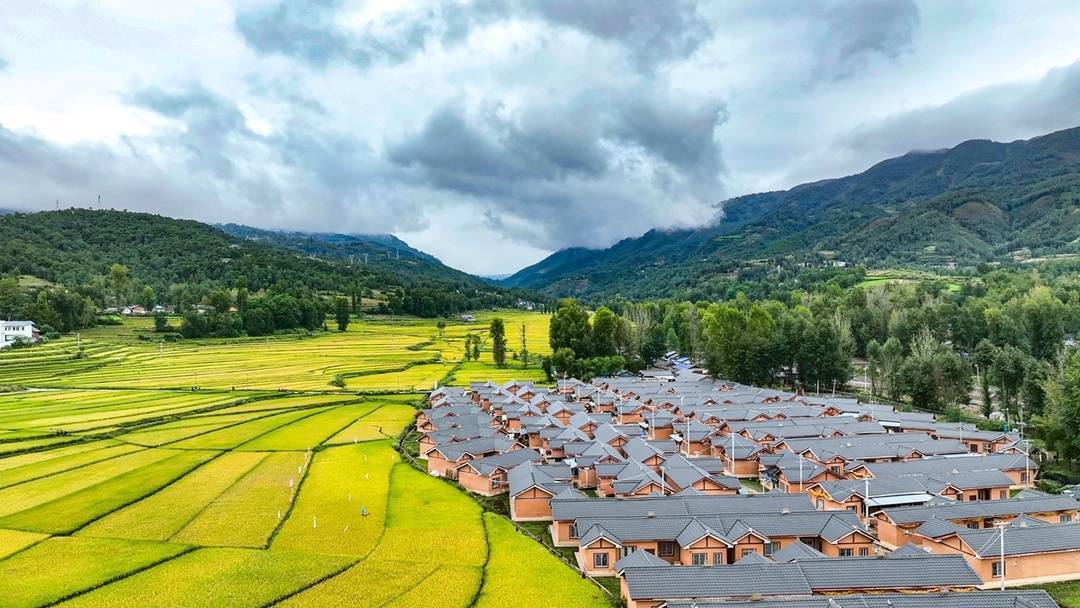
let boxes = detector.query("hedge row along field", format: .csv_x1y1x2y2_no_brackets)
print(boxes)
0,311,611,607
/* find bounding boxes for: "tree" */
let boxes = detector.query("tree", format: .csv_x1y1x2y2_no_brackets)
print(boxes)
549,347,576,379
490,318,507,367
334,297,351,332
139,286,155,311
590,306,619,357
463,334,474,361
153,312,169,332
1037,351,1080,468
209,289,232,314
701,303,777,385
992,344,1027,420
520,323,529,368
550,299,591,356
1022,287,1065,361
974,339,997,417
436,320,446,337
108,263,130,305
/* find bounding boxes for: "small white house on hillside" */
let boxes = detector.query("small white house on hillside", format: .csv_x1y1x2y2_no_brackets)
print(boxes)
0,321,38,349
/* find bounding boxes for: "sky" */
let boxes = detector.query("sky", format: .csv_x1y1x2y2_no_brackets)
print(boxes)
1,1,1080,276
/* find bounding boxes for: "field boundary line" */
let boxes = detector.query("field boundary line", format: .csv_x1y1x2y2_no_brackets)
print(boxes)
263,450,316,548
19,450,219,536
315,403,382,448
38,543,199,607
0,444,145,492
255,555,365,608
165,452,272,544
371,566,443,608
466,511,492,608
0,533,51,565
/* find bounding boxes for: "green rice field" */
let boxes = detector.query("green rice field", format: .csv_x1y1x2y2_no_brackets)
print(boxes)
0,311,611,607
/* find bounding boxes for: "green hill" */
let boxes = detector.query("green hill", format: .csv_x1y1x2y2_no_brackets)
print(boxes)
216,223,482,287
503,125,1080,299
0,210,518,317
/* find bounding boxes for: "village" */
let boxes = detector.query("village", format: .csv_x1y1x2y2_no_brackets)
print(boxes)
417,357,1080,608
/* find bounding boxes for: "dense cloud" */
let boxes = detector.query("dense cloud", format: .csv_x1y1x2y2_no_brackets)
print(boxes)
2,0,1079,273
839,60,1080,158
387,85,726,249
812,0,920,80
235,0,711,73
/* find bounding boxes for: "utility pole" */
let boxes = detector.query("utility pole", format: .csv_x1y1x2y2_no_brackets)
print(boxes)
995,521,1008,591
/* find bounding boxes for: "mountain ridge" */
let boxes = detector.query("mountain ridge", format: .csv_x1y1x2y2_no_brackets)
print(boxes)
502,125,1080,299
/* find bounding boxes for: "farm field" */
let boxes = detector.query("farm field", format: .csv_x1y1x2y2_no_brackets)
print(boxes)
0,311,610,607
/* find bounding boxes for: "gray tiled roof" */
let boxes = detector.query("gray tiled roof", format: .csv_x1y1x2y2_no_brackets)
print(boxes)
956,521,1080,557
889,542,930,557
854,453,1037,476
623,554,981,601
913,517,969,539
622,562,811,600
769,540,826,562
881,495,1080,525
795,554,982,590
613,548,669,571
550,493,813,521
664,590,1060,608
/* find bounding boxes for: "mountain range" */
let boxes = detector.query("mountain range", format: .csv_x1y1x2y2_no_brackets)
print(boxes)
0,209,501,299
502,125,1080,299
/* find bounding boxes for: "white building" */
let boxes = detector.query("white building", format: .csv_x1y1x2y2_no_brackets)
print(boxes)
0,321,37,349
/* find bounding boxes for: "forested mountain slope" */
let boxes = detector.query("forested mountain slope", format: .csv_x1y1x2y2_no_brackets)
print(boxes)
216,223,482,287
0,209,504,304
504,125,1080,299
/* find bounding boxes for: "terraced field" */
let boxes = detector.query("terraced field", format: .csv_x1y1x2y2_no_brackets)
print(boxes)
0,312,610,607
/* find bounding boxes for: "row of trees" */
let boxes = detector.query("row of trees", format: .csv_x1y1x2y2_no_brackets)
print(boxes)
178,290,327,338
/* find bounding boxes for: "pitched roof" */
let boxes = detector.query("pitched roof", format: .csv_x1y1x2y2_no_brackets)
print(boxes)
880,495,1080,525
613,549,669,572
956,521,1080,557
889,542,930,558
664,590,1060,608
795,555,982,590
550,493,814,521
769,540,826,562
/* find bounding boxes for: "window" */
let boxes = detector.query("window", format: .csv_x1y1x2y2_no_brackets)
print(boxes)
659,542,675,557
992,560,1005,578
839,548,853,557
765,542,780,556
569,524,578,539
712,552,724,565
967,522,980,530
999,490,1008,499
816,499,825,509
741,548,756,557
1020,472,1029,483
691,553,707,566
1061,514,1073,523
858,547,869,557
593,552,609,569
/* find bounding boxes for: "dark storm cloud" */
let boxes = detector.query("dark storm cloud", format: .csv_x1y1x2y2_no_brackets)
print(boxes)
128,85,253,180
234,0,711,73
518,0,712,71
387,85,726,249
235,0,506,70
839,59,1080,158
813,0,920,80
